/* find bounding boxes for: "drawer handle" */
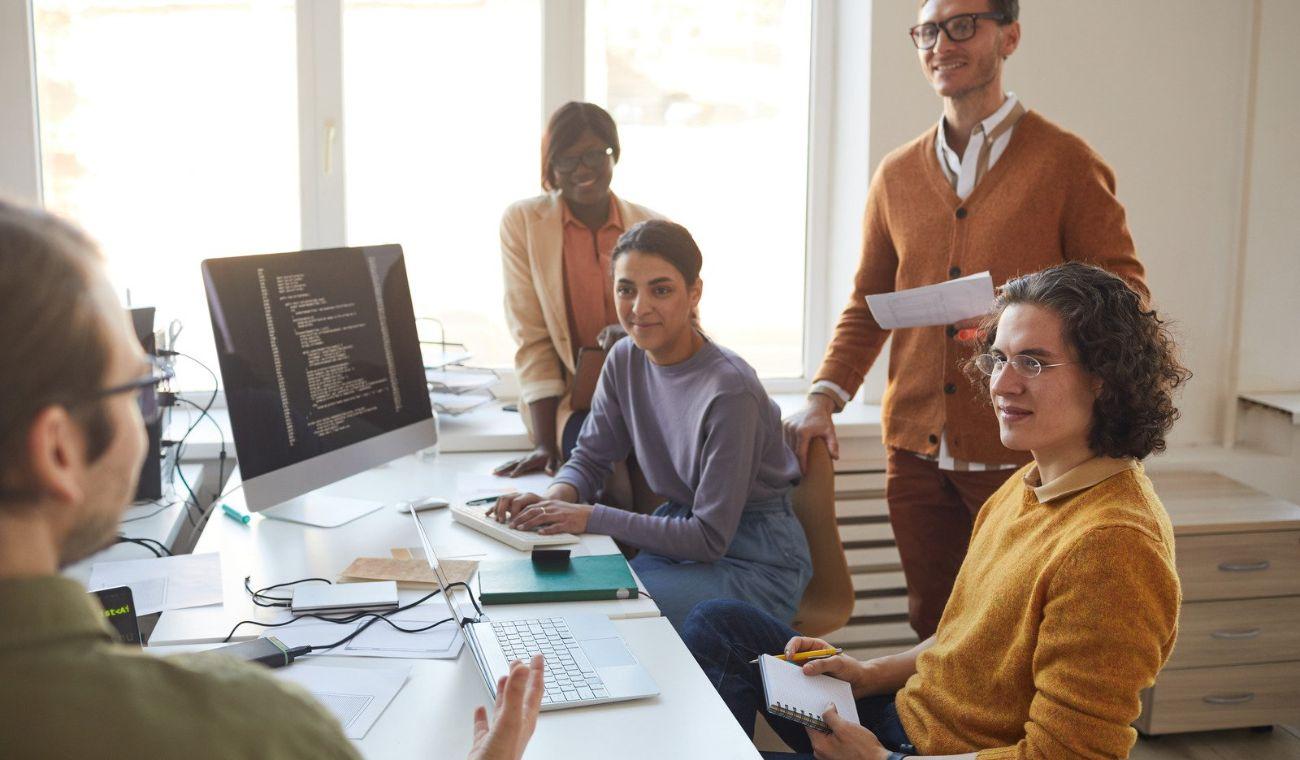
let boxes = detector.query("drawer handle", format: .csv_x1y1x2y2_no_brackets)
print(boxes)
1203,693,1255,705
1210,627,1263,640
1217,560,1270,572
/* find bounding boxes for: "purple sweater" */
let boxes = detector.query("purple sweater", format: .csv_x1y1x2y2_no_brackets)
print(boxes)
553,338,799,562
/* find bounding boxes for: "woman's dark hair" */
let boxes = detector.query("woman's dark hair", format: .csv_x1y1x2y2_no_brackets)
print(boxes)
611,219,703,286
540,102,621,191
965,262,1191,460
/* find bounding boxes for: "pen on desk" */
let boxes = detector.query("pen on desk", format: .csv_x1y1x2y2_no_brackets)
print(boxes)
221,503,251,525
465,495,505,507
749,647,842,665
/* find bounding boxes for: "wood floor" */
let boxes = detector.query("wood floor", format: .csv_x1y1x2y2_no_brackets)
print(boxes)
1130,724,1300,760
754,721,1300,758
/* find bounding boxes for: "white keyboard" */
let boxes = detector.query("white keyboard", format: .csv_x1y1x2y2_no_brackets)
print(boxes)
491,617,608,706
449,503,580,551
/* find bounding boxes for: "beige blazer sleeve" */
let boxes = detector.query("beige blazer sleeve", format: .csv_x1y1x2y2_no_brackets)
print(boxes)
501,200,568,404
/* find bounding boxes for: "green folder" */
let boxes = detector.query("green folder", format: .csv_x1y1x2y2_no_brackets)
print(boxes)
477,553,639,605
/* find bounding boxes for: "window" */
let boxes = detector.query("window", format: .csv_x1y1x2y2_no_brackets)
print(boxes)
586,0,812,377
21,0,821,387
342,0,542,369
32,0,301,367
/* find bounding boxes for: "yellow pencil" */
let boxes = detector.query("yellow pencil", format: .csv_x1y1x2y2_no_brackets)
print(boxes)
749,647,842,664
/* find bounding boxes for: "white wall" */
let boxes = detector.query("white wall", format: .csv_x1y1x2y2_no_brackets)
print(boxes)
826,0,1299,446
0,0,41,204
1237,0,1300,393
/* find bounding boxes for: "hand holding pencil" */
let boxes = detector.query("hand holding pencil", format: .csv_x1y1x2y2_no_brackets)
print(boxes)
762,636,875,700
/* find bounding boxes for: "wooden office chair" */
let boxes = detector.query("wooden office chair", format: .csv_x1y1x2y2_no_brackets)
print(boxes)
789,438,854,637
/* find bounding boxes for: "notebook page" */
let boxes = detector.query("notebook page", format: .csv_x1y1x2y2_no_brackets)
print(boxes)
759,654,860,725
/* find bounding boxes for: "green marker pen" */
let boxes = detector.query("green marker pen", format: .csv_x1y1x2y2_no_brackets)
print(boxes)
221,503,251,525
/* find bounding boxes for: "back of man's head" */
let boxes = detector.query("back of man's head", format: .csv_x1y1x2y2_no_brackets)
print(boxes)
0,201,114,501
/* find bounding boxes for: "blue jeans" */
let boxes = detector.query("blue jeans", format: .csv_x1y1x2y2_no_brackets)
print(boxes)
681,599,915,759
630,496,811,631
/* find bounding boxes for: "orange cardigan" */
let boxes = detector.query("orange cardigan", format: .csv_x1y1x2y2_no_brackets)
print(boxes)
816,111,1148,464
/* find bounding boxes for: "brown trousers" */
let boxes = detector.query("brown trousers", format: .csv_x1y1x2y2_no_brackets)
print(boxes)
886,447,1015,639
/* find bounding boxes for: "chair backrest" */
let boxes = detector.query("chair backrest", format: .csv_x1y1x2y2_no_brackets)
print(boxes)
789,438,853,637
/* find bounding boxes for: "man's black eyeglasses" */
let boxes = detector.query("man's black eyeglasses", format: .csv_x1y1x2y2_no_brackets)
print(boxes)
552,146,614,174
83,356,175,424
910,12,1008,50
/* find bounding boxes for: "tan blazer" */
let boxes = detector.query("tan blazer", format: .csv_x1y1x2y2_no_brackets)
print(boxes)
500,192,661,433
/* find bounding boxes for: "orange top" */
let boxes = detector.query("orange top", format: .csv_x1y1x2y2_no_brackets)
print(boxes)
561,194,625,357
816,110,1148,464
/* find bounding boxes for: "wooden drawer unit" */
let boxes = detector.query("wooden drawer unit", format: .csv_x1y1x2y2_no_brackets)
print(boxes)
1176,530,1300,601
1139,469,1300,734
1135,660,1300,735
1165,596,1300,670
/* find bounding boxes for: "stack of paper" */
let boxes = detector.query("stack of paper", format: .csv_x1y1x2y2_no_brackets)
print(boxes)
88,553,223,616
865,271,995,329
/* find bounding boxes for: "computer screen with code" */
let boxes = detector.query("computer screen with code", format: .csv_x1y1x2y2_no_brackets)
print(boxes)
202,245,431,480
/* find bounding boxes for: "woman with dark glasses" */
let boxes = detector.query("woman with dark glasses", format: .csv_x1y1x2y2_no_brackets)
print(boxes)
684,262,1190,759
496,102,662,496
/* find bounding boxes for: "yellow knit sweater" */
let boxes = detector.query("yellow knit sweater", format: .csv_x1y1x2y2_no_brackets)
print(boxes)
895,458,1181,759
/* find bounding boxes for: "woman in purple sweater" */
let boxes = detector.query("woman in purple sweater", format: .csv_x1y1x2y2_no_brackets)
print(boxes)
492,220,812,628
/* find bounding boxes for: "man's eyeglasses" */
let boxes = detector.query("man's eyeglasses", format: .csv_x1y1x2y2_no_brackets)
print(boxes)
552,146,614,174
84,356,175,424
910,12,1007,50
974,353,1075,379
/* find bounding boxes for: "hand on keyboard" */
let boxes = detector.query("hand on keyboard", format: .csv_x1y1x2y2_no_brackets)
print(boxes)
507,500,594,536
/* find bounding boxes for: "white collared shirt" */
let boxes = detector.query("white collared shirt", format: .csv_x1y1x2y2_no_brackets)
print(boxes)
936,92,1021,200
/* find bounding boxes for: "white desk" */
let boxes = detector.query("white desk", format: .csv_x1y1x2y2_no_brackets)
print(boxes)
151,616,760,760
147,450,761,759
151,451,658,645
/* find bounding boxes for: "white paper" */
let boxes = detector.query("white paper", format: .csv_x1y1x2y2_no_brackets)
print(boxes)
759,655,860,725
426,368,498,394
274,663,411,739
456,472,553,502
88,552,223,615
865,271,995,329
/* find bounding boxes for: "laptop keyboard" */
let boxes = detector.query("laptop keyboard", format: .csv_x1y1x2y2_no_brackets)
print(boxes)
492,618,609,705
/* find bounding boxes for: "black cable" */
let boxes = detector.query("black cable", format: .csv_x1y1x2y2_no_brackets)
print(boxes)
159,349,226,525
244,575,333,608
175,396,228,511
223,579,483,646
115,535,172,557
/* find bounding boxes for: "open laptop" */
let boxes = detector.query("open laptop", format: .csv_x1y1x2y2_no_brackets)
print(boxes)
410,509,659,710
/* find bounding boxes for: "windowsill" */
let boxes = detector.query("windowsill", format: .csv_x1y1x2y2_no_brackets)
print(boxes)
438,394,885,453
164,395,886,461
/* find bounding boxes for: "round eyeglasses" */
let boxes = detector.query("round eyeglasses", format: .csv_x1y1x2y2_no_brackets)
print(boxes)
974,353,1076,379
552,146,613,174
910,12,1007,50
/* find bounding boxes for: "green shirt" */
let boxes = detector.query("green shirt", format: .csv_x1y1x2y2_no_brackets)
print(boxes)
0,575,361,760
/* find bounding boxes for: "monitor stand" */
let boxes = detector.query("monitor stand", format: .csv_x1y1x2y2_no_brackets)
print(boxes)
260,494,383,528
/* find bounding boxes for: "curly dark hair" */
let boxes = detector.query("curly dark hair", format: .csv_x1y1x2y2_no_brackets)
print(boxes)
964,262,1191,460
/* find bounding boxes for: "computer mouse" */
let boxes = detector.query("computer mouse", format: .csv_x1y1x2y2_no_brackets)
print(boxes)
397,497,450,513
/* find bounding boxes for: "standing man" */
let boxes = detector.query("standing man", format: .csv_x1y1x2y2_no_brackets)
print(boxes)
785,0,1148,639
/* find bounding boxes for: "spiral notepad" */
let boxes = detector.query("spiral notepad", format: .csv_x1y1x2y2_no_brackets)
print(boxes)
758,654,860,733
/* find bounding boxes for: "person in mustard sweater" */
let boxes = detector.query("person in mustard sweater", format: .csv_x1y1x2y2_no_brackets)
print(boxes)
683,263,1191,760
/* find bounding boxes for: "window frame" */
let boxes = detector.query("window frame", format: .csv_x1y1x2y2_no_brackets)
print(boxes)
3,0,838,395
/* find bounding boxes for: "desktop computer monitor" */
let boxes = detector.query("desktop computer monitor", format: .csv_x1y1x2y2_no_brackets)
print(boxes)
201,244,436,527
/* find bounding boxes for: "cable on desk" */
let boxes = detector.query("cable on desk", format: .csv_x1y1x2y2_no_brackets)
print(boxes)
115,535,173,557
120,499,180,523
223,579,483,648
245,576,333,608
160,350,226,526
